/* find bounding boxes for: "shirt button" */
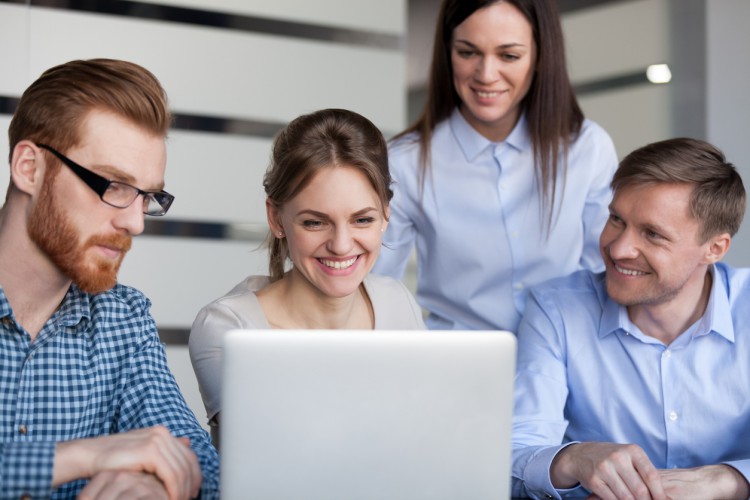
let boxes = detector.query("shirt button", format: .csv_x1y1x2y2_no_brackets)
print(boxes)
514,283,524,290
21,494,31,500
664,350,671,358
1,317,11,325
18,424,27,435
669,411,678,421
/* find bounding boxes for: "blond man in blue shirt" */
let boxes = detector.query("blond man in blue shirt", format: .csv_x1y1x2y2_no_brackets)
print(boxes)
512,138,750,499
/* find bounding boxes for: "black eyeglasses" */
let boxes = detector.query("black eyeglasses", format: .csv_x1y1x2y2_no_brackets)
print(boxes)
37,143,175,216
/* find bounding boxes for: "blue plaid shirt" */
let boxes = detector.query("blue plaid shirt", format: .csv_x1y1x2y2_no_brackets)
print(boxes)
0,283,219,499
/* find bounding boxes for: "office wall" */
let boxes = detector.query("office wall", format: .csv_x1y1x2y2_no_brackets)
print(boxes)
706,0,750,265
563,0,673,158
0,0,406,429
564,0,750,266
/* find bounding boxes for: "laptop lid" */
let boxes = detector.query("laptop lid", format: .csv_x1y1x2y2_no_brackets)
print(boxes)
220,329,516,500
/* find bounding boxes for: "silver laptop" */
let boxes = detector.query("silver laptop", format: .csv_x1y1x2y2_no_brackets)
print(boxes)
220,329,516,500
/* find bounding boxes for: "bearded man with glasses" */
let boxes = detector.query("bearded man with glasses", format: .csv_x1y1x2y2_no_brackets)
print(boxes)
0,59,218,499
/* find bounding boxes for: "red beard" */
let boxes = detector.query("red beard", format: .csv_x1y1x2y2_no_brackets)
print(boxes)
27,171,132,294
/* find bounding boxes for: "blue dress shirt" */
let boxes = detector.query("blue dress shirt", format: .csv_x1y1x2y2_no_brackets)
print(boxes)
373,109,618,331
511,263,750,499
0,284,219,499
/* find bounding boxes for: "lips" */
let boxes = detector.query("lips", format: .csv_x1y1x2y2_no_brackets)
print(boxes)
97,245,124,260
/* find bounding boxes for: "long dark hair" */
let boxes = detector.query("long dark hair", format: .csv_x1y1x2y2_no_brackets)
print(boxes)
400,0,583,227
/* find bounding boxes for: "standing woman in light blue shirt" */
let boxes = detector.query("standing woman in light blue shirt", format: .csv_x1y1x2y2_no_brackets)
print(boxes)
373,0,618,331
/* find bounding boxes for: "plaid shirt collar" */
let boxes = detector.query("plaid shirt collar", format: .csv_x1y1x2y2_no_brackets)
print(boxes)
0,283,92,336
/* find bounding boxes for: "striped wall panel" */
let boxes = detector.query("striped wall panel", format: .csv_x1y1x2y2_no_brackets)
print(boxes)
1,0,407,428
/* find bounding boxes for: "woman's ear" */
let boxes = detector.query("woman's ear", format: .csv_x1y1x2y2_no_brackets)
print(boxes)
266,198,285,238
381,205,390,233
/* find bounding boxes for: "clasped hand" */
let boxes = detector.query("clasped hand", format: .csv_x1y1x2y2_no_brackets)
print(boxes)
54,425,202,500
550,442,749,500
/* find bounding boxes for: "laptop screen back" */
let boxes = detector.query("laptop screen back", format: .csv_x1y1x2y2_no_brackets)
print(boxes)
220,329,516,500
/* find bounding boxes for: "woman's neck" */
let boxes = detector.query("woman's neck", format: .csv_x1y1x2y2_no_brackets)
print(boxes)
257,271,374,330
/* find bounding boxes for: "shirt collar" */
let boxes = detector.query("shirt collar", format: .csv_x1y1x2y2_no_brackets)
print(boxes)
598,264,735,343
0,283,91,329
449,108,531,162
0,287,12,319
58,284,92,327
703,264,734,342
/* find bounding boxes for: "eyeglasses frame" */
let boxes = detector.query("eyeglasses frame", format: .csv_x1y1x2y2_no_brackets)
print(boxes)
36,143,174,216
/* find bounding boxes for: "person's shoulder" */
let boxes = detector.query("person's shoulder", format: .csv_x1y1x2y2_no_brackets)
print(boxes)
201,275,270,311
88,284,158,344
365,274,424,328
568,118,618,175
389,118,453,156
92,283,151,314
365,273,410,294
715,262,750,300
575,118,616,150
388,131,422,164
530,269,606,304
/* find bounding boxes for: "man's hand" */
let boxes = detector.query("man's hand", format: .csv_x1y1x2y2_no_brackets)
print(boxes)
659,464,750,500
78,470,169,500
550,442,666,500
54,426,201,500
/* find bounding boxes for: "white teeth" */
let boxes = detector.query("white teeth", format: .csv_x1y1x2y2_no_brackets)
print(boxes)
321,257,356,270
615,264,646,276
476,90,499,98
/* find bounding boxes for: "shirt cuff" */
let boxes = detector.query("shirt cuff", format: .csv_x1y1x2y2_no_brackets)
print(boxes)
1,441,55,499
722,460,750,490
524,442,588,499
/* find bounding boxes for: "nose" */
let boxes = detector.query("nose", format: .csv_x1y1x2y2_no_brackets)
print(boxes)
326,225,354,256
605,226,639,261
475,55,500,84
112,195,146,236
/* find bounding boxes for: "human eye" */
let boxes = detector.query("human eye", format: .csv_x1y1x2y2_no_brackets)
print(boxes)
454,46,476,58
608,213,623,226
354,216,376,226
500,52,520,62
302,219,325,229
644,228,663,240
104,181,138,205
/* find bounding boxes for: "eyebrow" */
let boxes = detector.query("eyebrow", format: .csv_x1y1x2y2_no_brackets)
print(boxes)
296,207,379,218
92,163,165,191
453,39,528,50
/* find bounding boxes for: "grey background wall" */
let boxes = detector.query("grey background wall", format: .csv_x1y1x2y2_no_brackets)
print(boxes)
1,0,749,429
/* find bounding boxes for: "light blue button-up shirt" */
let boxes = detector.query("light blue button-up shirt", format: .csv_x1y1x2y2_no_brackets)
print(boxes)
373,109,618,331
512,263,750,499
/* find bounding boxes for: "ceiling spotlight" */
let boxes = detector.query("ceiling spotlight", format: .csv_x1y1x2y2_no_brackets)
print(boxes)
646,64,672,84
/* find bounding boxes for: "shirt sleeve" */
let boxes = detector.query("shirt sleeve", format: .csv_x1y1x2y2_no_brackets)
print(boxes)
0,442,55,498
723,460,750,490
118,314,220,500
189,300,246,425
578,122,618,273
372,147,418,280
511,288,582,499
